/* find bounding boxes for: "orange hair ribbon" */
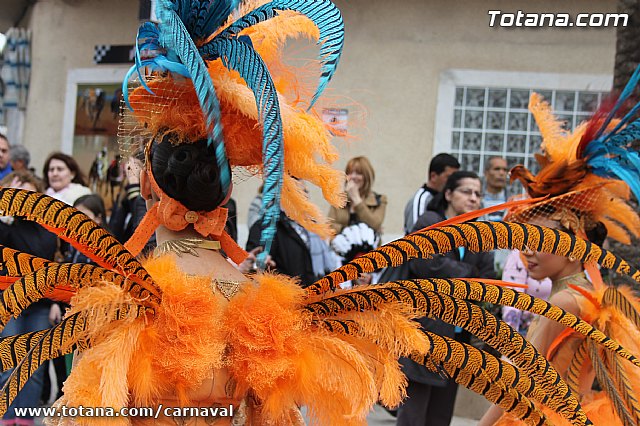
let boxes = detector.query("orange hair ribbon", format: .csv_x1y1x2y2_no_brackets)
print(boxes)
124,169,247,264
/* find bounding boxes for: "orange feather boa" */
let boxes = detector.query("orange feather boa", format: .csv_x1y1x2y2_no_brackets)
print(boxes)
47,256,427,425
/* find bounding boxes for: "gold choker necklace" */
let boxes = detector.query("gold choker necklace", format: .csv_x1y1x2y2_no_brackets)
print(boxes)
153,238,221,258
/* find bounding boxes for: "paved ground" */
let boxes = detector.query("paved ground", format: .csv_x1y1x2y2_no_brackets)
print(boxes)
366,404,477,425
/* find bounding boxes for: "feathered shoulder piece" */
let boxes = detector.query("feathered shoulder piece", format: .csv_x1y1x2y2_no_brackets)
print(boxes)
121,0,346,264
560,281,640,426
508,68,640,244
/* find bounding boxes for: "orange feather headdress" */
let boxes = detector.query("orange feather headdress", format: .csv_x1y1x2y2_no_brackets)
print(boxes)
120,0,347,263
507,87,640,244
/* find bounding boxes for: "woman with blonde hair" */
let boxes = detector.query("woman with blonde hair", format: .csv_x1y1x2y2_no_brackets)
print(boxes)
328,156,387,234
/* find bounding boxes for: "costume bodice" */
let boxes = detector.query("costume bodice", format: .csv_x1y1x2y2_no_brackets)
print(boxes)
526,272,593,385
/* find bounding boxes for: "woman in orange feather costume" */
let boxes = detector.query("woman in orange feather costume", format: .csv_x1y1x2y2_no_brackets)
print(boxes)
480,88,640,426
42,0,429,424
3,2,640,426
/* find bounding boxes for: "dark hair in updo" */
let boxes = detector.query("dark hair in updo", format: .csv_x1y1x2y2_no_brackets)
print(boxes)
150,133,225,211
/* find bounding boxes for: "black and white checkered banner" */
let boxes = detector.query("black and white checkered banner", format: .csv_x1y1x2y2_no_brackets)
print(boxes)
93,45,135,65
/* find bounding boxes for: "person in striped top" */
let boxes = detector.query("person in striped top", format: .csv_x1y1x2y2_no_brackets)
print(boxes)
403,153,459,234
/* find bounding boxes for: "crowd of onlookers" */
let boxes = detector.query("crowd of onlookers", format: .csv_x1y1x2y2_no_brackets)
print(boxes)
0,129,537,426
0,134,158,425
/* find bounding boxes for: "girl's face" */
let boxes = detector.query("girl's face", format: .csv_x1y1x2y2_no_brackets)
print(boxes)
76,204,102,225
48,159,74,192
346,167,365,190
19,182,37,192
445,178,482,216
522,217,581,282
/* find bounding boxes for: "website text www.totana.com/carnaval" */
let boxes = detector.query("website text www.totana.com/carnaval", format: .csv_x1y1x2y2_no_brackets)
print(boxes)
488,10,629,28
14,404,234,419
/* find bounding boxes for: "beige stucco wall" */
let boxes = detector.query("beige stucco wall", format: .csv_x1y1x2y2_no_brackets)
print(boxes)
22,0,138,170
326,0,617,239
20,0,618,241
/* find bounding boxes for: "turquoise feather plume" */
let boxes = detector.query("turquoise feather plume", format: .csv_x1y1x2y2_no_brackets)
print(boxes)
212,0,344,108
581,65,640,200
206,37,284,266
122,0,344,264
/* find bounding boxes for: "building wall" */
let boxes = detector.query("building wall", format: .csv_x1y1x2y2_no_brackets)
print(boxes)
23,0,138,171
327,0,617,240
21,0,618,242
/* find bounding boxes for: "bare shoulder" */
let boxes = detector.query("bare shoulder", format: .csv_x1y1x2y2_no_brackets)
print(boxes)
549,289,581,316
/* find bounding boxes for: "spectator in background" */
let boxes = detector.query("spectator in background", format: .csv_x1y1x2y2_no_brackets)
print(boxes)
500,250,552,335
328,156,387,234
482,156,509,222
482,156,510,271
0,171,57,425
223,198,238,242
107,154,126,204
404,153,459,234
248,180,337,287
109,156,148,244
9,144,30,174
42,194,109,406
398,171,496,426
246,211,333,287
0,134,13,181
43,152,92,206
247,185,264,231
69,194,107,263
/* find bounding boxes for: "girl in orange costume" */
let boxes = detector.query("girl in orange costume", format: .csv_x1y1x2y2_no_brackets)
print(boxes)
480,89,640,425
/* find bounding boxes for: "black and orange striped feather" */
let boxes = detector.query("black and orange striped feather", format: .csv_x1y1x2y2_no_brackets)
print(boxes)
308,221,640,296
305,279,640,370
0,245,52,278
415,332,562,426
0,197,639,425
315,319,558,424
306,285,583,420
0,303,150,414
588,340,636,426
565,339,589,397
0,189,161,303
602,324,640,426
0,263,132,328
